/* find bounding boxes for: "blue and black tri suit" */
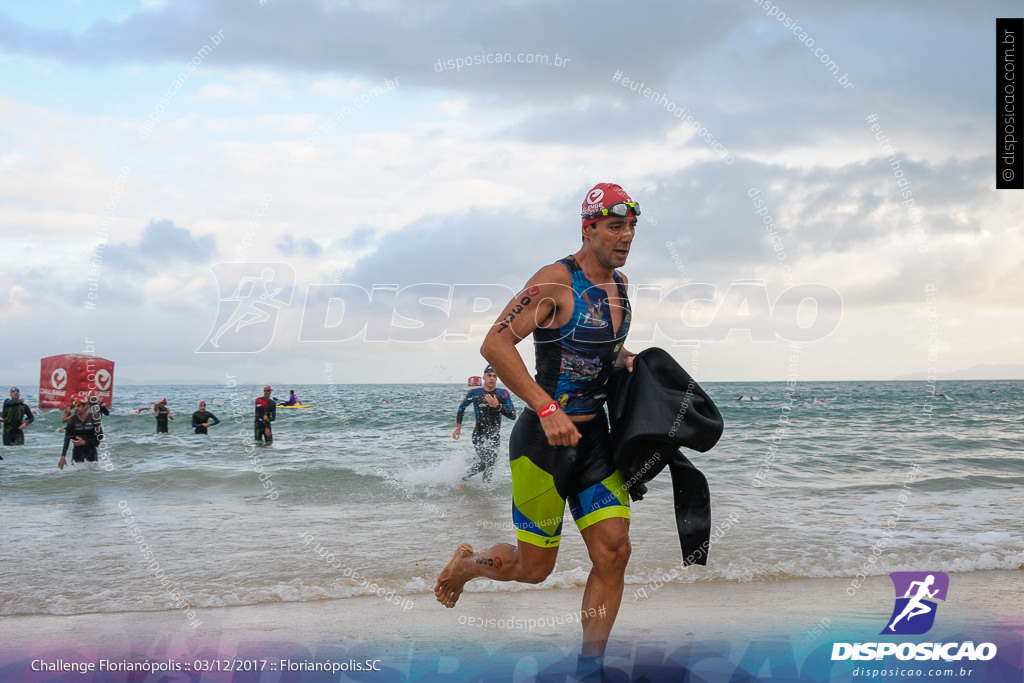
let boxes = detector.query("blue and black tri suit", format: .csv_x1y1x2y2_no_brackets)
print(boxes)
510,255,633,548
457,387,517,482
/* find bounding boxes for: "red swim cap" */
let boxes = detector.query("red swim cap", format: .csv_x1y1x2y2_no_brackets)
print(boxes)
264,385,272,391
581,183,634,227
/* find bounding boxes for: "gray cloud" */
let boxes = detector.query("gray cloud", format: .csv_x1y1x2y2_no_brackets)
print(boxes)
104,219,218,272
276,234,323,257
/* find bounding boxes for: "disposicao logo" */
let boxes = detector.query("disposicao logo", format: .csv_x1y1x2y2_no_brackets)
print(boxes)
832,572,997,662
882,571,948,635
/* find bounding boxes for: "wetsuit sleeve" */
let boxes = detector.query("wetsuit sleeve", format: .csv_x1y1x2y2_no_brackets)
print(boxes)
209,413,220,426
61,430,72,457
192,412,202,428
255,399,264,420
456,390,475,425
100,405,110,416
23,405,34,424
268,403,276,422
500,390,517,419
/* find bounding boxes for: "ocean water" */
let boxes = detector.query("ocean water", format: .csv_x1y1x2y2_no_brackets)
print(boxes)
1,380,1021,618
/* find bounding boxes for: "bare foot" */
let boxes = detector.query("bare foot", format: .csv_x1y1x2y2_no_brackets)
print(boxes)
434,543,473,608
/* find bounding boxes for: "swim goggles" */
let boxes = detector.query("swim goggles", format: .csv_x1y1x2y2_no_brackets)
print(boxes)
581,201,641,220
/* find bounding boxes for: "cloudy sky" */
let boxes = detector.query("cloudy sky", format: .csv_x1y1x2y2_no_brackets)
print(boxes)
1,0,1021,387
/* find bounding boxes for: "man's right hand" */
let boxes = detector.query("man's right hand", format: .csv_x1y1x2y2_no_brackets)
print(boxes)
452,426,461,440
539,409,581,447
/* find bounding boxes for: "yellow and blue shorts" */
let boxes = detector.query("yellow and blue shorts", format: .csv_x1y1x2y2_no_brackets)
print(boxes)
509,410,630,548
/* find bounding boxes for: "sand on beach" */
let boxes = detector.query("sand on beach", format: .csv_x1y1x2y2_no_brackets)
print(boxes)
2,570,1020,680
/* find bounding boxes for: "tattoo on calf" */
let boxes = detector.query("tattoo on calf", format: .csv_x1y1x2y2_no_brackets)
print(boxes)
475,556,502,569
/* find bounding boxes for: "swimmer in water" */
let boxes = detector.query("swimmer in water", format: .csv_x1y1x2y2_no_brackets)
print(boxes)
255,386,276,444
153,398,173,433
58,400,102,469
192,401,220,435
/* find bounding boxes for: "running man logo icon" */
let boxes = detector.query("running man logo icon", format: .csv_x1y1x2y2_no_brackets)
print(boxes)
881,571,949,635
196,262,295,353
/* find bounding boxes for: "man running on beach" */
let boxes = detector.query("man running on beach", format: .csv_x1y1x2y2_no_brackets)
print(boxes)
255,386,276,445
435,183,638,670
453,365,517,485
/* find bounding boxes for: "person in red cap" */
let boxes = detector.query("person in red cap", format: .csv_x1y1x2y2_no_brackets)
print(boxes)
453,364,517,486
435,182,639,673
254,386,276,445
153,397,173,433
192,401,220,435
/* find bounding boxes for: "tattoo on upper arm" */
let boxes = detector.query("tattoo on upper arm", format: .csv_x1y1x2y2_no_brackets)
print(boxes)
496,294,532,333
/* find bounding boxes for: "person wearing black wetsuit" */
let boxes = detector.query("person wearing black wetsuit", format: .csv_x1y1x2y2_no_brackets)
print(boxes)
255,385,276,444
453,365,517,483
154,398,173,433
58,400,102,469
2,387,35,446
192,401,220,434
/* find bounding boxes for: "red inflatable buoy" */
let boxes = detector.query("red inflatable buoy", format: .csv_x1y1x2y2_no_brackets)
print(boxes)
38,354,115,410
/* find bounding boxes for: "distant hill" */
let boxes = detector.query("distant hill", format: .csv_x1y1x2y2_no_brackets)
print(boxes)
894,364,1024,381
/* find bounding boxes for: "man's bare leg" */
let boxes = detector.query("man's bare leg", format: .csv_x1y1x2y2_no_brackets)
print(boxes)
434,540,558,607
578,517,631,657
